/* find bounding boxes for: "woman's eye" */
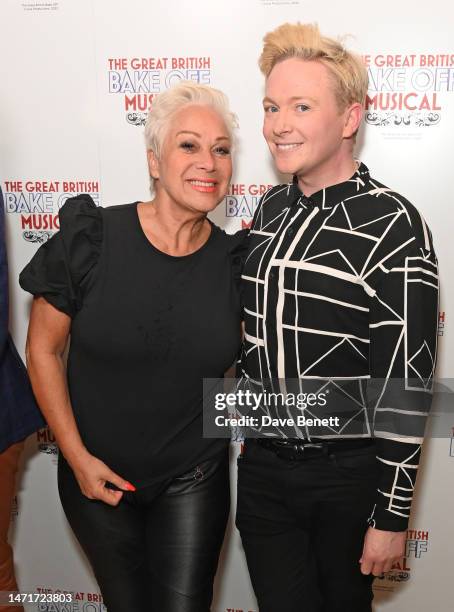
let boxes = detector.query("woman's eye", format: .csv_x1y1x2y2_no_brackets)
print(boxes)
180,141,195,151
214,146,230,156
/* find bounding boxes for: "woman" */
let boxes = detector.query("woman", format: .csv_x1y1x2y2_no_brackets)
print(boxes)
20,82,245,612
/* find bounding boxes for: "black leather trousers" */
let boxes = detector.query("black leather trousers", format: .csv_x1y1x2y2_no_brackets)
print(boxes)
58,450,230,612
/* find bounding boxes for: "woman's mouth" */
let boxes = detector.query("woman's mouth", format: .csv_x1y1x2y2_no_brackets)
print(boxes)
187,179,217,193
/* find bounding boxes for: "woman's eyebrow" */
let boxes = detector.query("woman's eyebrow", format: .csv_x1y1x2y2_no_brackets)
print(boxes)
176,131,230,142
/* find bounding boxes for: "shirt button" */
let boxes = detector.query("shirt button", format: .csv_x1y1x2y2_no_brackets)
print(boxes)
301,197,313,207
269,271,275,280
287,227,295,237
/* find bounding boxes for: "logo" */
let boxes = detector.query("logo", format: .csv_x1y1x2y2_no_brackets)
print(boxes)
259,0,301,5
36,427,58,463
107,56,212,126
3,180,100,243
224,183,272,225
34,587,106,611
363,53,454,138
21,1,59,12
438,311,446,336
374,529,429,592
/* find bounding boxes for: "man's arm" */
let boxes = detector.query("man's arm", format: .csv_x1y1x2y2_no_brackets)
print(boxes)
361,233,439,575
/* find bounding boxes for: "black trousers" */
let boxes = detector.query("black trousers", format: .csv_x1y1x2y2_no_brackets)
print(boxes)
58,451,230,612
236,439,380,612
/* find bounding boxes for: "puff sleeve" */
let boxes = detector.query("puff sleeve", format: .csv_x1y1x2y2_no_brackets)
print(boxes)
19,195,102,318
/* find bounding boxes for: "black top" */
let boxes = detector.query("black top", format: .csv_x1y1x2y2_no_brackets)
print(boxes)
238,162,439,531
20,195,246,487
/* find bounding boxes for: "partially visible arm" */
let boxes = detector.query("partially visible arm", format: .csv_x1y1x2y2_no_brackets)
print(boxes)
0,200,8,354
26,297,135,504
360,234,439,575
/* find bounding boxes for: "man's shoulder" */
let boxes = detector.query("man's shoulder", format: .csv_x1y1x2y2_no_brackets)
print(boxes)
256,182,295,212
345,174,413,213
261,183,294,204
342,174,433,252
255,183,294,218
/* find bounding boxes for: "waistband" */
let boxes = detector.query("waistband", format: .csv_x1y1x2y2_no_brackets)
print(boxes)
253,437,375,462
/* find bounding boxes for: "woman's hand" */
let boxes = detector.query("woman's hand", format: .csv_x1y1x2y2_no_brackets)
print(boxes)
70,451,136,506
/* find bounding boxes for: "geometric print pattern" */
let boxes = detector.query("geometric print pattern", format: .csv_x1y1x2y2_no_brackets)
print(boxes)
238,162,439,530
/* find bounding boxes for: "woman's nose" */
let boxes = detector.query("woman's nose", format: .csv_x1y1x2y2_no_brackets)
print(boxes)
195,149,216,171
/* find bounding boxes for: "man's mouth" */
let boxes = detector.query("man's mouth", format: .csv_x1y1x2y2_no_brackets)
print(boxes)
275,143,303,151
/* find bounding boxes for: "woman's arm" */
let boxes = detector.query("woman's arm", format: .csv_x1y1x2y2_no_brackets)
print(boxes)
26,297,135,505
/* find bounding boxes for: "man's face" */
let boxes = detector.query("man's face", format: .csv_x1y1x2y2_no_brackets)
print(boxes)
263,58,353,185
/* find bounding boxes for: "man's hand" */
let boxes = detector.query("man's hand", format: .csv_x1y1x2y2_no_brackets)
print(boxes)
360,526,406,576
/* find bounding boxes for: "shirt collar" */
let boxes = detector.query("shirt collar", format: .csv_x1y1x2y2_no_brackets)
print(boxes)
289,162,371,210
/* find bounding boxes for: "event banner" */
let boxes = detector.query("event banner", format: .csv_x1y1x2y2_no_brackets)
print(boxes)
1,1,452,611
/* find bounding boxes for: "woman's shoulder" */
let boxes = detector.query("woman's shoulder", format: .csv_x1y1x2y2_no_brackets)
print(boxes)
102,201,138,215
207,223,249,287
209,221,249,253
58,195,104,258
59,194,102,234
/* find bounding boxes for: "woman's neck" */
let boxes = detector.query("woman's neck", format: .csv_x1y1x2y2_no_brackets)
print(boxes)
137,198,211,257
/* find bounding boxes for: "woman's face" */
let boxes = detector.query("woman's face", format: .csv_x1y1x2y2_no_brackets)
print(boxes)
148,104,232,215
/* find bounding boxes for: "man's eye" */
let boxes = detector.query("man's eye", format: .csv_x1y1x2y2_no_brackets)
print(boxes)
180,141,195,150
264,105,278,113
296,104,309,112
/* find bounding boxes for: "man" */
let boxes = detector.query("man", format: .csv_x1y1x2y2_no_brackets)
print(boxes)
0,187,44,612
236,23,438,612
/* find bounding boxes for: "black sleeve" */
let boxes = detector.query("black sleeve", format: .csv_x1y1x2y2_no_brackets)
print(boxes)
367,237,439,531
19,194,103,318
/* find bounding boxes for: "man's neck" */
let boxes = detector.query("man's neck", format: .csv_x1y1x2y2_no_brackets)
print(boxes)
297,157,358,197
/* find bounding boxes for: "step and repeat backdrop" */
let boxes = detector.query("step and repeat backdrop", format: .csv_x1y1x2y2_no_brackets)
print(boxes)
1,1,453,611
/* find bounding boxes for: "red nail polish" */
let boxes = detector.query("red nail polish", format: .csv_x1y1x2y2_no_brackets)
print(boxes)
125,482,136,492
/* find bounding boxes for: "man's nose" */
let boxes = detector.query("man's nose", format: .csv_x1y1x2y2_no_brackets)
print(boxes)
273,109,292,136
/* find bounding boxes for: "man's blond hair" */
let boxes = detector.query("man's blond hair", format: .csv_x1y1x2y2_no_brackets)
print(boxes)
259,22,368,110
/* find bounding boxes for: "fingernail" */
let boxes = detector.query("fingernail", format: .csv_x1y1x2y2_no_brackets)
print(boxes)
125,482,136,492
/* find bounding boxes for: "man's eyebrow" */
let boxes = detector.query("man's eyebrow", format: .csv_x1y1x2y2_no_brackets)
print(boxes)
262,95,318,105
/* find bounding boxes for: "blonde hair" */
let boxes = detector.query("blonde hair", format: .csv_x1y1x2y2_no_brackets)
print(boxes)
259,22,368,109
144,81,238,158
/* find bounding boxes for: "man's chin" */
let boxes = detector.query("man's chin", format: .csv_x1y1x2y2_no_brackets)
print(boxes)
273,160,303,176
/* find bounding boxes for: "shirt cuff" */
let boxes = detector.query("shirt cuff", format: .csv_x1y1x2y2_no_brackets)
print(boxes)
368,502,409,532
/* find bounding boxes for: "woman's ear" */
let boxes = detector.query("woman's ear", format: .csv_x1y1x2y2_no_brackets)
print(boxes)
147,150,160,179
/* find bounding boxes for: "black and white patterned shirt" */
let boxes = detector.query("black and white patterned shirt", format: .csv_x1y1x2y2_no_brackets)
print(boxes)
238,162,439,530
